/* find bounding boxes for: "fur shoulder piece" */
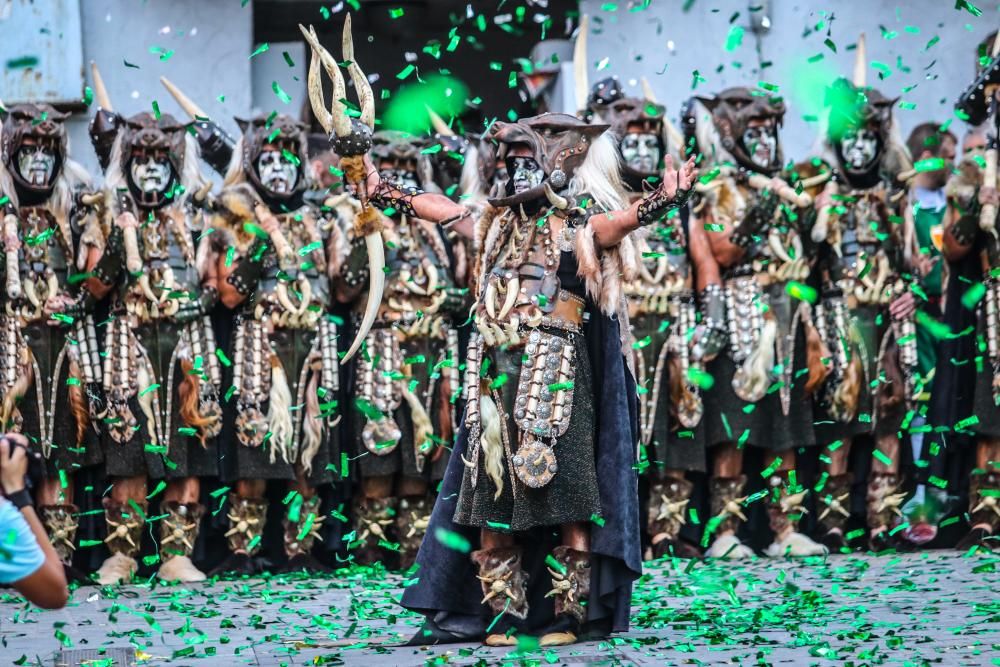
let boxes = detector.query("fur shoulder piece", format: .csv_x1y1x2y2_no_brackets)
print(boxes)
209,183,262,254
945,152,984,211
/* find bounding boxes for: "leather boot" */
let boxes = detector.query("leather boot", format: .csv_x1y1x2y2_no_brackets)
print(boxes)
539,546,591,647
956,471,1000,551
96,499,146,585
705,475,754,559
210,495,268,576
816,474,853,552
395,495,432,571
471,546,529,647
764,473,827,557
352,496,396,567
156,502,206,583
283,495,330,573
648,477,700,559
867,473,908,552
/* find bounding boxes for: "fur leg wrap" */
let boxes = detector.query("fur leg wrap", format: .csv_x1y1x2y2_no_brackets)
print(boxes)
395,495,432,570
283,495,325,559
471,546,530,620
546,546,591,624
224,495,268,556
103,499,146,558
159,501,204,560
969,471,1000,531
866,473,905,531
352,496,395,564
39,504,79,564
817,473,853,533
648,477,693,542
766,473,809,536
710,475,748,535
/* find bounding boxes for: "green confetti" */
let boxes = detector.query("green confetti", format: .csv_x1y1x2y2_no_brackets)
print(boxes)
433,527,470,553
249,43,270,59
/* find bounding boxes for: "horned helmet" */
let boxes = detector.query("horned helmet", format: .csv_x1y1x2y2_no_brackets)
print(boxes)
1,103,69,197
825,78,896,185
115,112,190,209
237,113,309,202
370,130,426,192
487,113,609,208
692,87,786,175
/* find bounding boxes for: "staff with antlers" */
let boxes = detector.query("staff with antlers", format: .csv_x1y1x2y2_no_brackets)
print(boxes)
300,17,380,361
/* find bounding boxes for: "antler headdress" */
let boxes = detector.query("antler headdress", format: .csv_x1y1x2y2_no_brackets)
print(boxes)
300,16,380,361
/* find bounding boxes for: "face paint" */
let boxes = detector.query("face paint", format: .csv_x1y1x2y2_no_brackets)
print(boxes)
741,124,778,170
130,153,173,194
257,149,299,195
508,156,544,195
840,128,880,171
382,167,420,191
15,144,56,188
620,132,661,173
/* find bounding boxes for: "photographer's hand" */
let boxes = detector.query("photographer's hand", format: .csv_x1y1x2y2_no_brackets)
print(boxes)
0,434,28,495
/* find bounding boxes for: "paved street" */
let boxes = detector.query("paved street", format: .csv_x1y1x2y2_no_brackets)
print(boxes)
1,550,997,666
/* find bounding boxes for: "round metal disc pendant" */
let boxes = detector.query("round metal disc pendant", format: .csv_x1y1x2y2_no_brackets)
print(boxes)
512,440,558,488
235,408,268,447
362,417,401,456
548,170,567,188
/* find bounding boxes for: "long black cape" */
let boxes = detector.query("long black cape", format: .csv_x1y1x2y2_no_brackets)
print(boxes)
400,310,641,635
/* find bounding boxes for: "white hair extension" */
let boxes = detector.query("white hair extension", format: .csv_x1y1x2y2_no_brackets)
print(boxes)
459,143,486,202
479,390,505,500
267,355,295,464
298,368,323,475
567,131,628,212
103,132,128,195
178,132,207,201
222,136,247,188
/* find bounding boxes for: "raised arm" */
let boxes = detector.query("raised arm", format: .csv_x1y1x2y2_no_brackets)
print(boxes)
589,155,696,249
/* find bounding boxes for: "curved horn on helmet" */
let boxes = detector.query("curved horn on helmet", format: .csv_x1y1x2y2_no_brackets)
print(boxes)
640,76,658,104
299,23,351,137
853,33,867,88
573,14,590,114
641,76,685,150
342,14,375,129
425,105,456,136
159,76,208,119
90,61,113,111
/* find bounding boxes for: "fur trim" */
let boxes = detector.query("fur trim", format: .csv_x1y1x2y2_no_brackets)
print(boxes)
479,388,505,500
299,362,323,475
401,380,434,472
267,353,295,465
803,314,831,397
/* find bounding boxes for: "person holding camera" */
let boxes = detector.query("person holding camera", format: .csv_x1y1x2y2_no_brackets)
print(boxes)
0,434,68,609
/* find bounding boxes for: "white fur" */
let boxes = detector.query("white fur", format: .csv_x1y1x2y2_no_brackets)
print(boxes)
567,132,628,212
267,357,295,465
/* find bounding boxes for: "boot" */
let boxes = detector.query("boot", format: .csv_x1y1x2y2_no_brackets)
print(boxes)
648,477,700,559
539,546,591,647
352,496,395,567
816,474,853,552
705,476,754,559
156,502,206,583
395,495,432,571
283,495,330,573
471,546,529,647
210,495,268,576
38,504,88,583
956,471,1000,551
764,473,827,557
96,499,145,585
866,473,908,552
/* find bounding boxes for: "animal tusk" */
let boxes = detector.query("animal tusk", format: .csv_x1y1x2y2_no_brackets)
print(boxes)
341,232,385,361
159,76,208,119
342,14,375,129
425,105,455,136
90,61,113,111
484,280,498,319
194,179,213,203
3,215,22,301
499,276,519,319
299,24,351,137
544,182,569,209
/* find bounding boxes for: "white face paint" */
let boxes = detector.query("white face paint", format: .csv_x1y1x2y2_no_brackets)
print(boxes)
130,154,172,194
509,156,544,194
15,144,56,187
620,132,661,173
257,149,299,194
741,125,778,169
840,128,880,171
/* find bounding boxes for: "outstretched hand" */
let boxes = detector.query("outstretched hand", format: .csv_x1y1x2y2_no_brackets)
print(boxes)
661,155,697,200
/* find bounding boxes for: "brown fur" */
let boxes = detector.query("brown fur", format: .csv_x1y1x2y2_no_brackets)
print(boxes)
67,357,88,446
666,355,700,422
877,337,906,419
803,317,831,396
0,346,33,427
177,358,215,447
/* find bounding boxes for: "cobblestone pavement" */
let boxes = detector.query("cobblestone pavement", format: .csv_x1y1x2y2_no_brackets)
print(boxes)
1,550,997,666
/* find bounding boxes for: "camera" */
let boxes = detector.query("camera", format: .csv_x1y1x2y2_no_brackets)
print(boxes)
0,436,44,493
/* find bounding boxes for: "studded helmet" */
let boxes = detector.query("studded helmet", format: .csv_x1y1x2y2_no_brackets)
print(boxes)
1,103,69,196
